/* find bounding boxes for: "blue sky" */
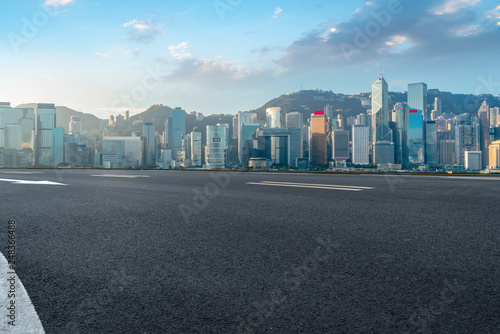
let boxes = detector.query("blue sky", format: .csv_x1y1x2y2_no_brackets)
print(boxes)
1,0,499,118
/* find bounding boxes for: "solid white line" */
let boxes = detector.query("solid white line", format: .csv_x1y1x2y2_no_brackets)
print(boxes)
260,181,374,189
0,178,67,186
437,176,500,181
0,172,43,174
246,182,363,191
90,175,151,178
0,254,45,333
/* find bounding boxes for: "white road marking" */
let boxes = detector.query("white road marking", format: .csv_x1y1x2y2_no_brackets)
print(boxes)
246,181,373,191
90,174,151,178
260,181,374,190
0,254,45,333
0,172,43,175
0,178,67,186
438,176,500,180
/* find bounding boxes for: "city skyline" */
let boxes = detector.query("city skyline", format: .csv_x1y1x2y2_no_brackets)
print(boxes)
1,0,499,118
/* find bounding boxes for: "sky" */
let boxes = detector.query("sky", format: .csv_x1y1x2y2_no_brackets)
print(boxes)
1,0,499,118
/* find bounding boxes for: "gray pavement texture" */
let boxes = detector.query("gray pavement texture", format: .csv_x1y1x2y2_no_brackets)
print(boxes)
0,169,499,333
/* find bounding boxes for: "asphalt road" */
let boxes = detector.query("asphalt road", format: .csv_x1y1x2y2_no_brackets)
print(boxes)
1,169,499,333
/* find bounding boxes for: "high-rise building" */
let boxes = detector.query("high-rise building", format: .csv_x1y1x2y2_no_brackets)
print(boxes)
100,136,144,168
256,128,302,166
166,108,186,161
425,121,438,167
434,97,442,118
206,124,228,169
464,151,482,171
51,127,64,166
240,124,261,166
237,112,257,163
371,76,389,143
391,103,408,166
143,122,155,166
489,107,499,128
69,116,81,135
331,130,349,161
439,140,456,166
286,112,303,129
478,101,490,168
408,83,428,120
408,108,425,166
352,125,370,165
373,141,395,165
310,111,328,166
489,140,500,168
35,103,57,166
455,115,480,165
190,128,202,167
266,107,282,128
324,104,335,119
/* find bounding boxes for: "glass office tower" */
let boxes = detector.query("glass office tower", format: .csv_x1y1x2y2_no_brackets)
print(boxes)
408,109,425,165
408,83,428,120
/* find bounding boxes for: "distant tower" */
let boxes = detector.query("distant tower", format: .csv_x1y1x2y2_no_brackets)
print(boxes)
69,116,81,135
371,76,389,144
266,107,282,128
309,111,328,166
125,110,130,121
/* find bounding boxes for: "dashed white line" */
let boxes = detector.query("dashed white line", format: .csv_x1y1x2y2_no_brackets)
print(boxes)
247,181,373,191
0,178,67,186
260,181,374,189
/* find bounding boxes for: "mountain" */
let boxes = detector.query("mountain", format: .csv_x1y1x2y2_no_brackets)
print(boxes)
16,104,106,133
248,89,500,122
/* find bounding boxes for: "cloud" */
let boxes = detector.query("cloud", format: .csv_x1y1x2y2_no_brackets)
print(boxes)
431,0,481,15
452,24,480,36
274,7,283,18
44,0,74,7
486,5,500,25
276,0,500,69
168,42,193,60
95,51,111,58
124,49,142,58
123,19,164,43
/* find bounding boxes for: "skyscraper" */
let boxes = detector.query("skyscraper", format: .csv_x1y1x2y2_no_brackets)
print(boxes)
332,130,349,161
206,124,228,169
35,103,56,166
286,112,303,129
391,103,408,166
425,121,438,167
69,116,81,135
310,111,328,166
371,76,389,143
266,107,282,128
143,122,155,166
478,101,490,168
237,112,257,163
190,128,202,167
408,83,428,120
408,108,425,166
489,140,500,168
352,125,370,165
434,97,442,118
166,108,186,162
